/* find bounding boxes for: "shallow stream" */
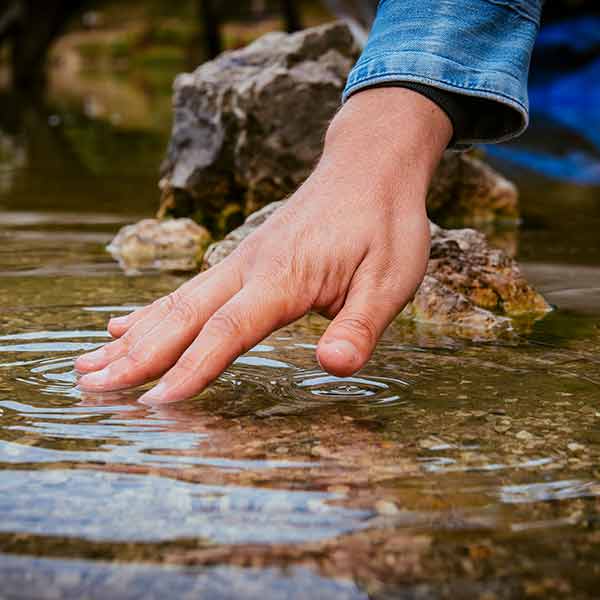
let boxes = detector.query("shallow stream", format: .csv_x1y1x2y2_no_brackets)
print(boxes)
0,74,599,599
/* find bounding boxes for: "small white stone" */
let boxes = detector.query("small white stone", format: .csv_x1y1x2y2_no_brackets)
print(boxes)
375,500,400,516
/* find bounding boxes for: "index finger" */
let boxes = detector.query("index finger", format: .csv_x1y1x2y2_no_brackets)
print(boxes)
138,282,306,405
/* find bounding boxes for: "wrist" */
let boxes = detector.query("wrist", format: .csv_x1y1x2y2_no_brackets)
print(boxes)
322,87,452,193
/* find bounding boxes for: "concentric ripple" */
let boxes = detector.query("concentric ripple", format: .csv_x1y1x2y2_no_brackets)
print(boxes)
290,370,410,404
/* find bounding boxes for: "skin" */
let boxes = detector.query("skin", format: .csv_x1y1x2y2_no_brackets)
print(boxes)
76,88,452,405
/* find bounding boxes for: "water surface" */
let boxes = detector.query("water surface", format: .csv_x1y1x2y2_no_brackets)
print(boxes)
1,76,600,599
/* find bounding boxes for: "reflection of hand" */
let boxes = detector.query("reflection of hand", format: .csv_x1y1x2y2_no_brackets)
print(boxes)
76,88,452,404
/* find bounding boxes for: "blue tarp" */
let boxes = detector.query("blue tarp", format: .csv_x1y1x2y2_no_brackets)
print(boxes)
485,16,600,184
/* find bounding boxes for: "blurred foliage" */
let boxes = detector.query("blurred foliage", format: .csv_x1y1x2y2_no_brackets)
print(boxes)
0,1,328,89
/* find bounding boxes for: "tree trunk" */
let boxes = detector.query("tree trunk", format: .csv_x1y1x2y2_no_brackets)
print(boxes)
280,0,301,33
197,0,221,59
6,0,87,90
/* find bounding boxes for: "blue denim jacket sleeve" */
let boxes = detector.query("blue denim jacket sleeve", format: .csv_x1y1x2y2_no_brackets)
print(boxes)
342,0,543,145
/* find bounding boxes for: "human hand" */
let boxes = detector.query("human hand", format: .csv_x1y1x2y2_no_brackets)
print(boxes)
76,88,452,404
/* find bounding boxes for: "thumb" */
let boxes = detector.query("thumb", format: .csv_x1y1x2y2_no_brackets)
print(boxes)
316,288,399,378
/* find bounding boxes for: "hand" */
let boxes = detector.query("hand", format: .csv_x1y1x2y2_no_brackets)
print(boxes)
76,88,452,404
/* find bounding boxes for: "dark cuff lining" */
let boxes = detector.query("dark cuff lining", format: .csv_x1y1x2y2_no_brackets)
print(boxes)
358,81,523,148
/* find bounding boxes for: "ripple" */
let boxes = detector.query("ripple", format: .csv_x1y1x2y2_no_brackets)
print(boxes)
498,479,600,504
291,370,409,404
0,330,110,398
0,327,317,470
1,355,79,398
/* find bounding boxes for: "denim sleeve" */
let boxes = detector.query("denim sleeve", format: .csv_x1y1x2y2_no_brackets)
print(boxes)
342,0,543,145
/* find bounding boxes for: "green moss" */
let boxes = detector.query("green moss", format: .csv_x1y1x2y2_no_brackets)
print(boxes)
142,22,197,47
76,41,109,63
113,30,149,59
132,46,186,69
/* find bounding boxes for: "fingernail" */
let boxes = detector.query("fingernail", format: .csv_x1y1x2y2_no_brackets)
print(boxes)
139,381,169,405
78,367,110,389
75,347,105,367
317,353,324,370
110,315,128,326
84,347,105,361
324,339,359,364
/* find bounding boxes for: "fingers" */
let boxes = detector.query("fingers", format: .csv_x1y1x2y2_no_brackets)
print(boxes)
75,270,218,374
138,282,304,405
316,285,400,378
106,269,217,339
107,305,152,338
77,268,242,392
75,306,152,372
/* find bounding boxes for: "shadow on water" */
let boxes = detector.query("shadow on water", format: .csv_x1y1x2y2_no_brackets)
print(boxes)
1,26,600,600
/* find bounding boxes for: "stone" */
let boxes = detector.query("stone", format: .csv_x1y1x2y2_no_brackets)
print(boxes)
404,276,514,338
107,218,211,275
493,421,512,434
515,430,534,441
374,500,401,516
424,223,551,316
159,22,518,229
426,151,519,226
159,22,360,228
202,201,551,337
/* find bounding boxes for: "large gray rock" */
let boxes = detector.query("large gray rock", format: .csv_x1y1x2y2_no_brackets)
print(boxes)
202,202,551,338
160,22,360,225
159,22,518,229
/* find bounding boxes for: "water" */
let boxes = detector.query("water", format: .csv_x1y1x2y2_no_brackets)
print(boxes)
1,72,600,599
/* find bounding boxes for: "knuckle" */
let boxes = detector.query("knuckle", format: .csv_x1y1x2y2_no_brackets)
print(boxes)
165,291,200,324
267,252,290,277
162,292,179,313
117,351,154,384
126,346,151,371
236,233,261,257
208,310,244,341
176,354,199,376
108,336,130,357
336,313,378,346
152,295,169,313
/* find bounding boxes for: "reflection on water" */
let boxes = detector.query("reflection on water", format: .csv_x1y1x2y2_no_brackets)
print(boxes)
0,470,370,544
0,555,368,600
1,54,600,600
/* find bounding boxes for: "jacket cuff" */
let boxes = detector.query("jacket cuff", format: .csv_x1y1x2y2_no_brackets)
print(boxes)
342,0,542,145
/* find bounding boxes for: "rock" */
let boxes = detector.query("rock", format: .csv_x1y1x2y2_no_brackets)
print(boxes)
493,421,512,434
202,201,551,337
160,22,360,228
159,22,518,229
374,500,401,516
404,276,514,338
107,218,211,274
425,223,551,316
426,152,519,226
